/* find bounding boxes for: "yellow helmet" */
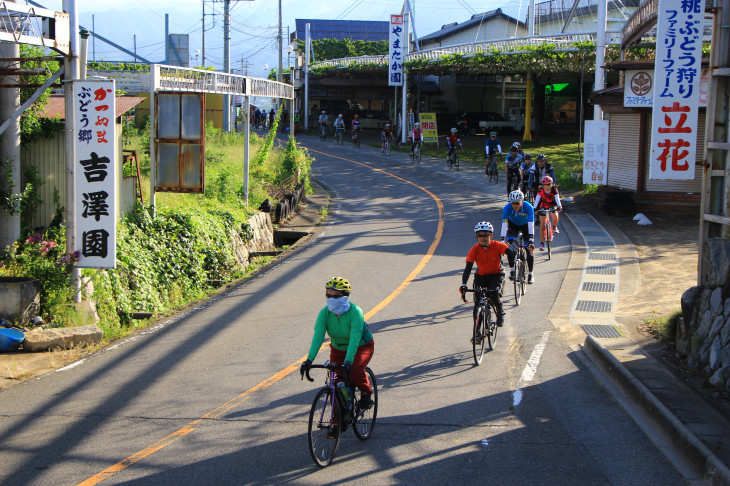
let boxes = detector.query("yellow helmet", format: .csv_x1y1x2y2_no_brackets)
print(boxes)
325,277,351,294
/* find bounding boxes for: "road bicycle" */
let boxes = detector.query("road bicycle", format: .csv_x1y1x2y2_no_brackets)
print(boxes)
486,153,500,183
521,181,534,204
303,362,378,467
446,147,460,171
461,286,500,364
319,124,327,141
509,232,529,305
352,131,361,148
537,208,559,260
335,127,344,145
410,141,421,164
382,137,392,155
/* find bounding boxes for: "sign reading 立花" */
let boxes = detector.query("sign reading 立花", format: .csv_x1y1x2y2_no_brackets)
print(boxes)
388,15,404,86
74,80,117,269
649,0,705,180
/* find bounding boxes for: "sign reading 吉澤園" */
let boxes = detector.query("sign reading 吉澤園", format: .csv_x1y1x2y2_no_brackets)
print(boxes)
74,80,117,269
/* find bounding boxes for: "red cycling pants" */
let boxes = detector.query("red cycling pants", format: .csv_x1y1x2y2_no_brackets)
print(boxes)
329,339,374,395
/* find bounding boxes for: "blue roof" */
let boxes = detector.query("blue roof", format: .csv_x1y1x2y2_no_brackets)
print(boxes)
294,19,389,42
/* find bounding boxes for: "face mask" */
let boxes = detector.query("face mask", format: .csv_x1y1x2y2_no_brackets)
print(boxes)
326,296,350,314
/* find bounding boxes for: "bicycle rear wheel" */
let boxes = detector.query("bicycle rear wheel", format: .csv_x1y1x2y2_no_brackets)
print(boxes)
472,307,486,365
308,387,341,467
353,368,378,440
513,259,522,306
486,301,498,349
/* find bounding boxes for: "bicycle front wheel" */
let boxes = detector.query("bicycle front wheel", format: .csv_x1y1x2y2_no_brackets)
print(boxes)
546,222,552,260
487,301,498,349
308,387,341,467
454,153,460,171
513,259,522,306
520,257,527,295
415,146,421,163
472,307,486,365
353,368,378,440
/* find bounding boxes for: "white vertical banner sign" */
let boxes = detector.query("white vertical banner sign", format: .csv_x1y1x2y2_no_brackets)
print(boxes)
388,14,404,86
649,0,705,180
583,120,609,185
73,80,117,269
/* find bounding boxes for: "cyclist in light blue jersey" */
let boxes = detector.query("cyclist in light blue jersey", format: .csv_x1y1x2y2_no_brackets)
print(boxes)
500,190,536,284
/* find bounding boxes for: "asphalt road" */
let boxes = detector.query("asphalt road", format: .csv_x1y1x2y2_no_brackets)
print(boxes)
0,138,687,485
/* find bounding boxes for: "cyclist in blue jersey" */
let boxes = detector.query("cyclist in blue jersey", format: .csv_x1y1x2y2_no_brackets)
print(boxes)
505,146,524,195
500,190,536,284
485,131,502,175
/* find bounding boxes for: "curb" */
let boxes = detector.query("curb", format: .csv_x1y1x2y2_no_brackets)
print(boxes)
582,335,730,486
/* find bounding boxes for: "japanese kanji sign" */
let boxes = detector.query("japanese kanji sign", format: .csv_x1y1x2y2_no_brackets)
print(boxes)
419,113,438,142
583,120,609,185
388,15,404,87
74,80,117,269
649,0,705,180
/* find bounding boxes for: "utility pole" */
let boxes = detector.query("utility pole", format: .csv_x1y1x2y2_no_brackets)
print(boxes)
202,0,205,67
277,0,282,83
0,0,20,248
594,0,607,120
223,0,231,131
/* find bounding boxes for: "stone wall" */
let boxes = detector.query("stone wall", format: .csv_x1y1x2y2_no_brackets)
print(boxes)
679,238,730,388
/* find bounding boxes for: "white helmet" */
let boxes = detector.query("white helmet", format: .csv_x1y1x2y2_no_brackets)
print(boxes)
451,127,457,133
338,114,343,118
414,122,421,127
321,110,326,114
508,190,524,203
474,221,493,233
385,123,390,127
512,142,521,149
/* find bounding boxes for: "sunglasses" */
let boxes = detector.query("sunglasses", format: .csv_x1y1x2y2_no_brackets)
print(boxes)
326,292,343,298
476,233,492,238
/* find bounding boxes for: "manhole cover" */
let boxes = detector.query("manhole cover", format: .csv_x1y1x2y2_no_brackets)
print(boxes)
582,324,623,338
586,266,616,275
589,253,617,261
582,282,615,292
576,300,612,312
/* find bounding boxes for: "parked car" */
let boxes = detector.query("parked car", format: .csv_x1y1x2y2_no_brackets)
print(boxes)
456,111,519,135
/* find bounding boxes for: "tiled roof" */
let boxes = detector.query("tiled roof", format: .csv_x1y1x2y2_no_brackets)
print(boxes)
38,95,145,119
419,9,525,42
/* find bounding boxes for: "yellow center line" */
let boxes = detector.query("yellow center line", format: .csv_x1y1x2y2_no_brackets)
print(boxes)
79,149,444,485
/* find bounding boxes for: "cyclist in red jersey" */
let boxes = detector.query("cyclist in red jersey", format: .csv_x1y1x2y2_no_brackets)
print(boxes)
460,221,514,327
351,114,362,143
446,127,462,158
533,176,562,251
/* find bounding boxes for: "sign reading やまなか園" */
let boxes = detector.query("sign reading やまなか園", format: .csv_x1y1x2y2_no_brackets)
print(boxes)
74,80,117,269
388,14,404,86
649,0,705,180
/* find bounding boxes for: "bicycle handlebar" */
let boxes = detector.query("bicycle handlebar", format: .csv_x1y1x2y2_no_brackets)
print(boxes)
302,362,350,383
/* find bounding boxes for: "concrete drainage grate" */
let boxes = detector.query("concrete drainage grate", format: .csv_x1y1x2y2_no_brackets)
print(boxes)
576,300,613,312
586,265,617,275
582,282,615,292
582,324,623,338
589,253,617,261
582,231,608,237
587,240,615,248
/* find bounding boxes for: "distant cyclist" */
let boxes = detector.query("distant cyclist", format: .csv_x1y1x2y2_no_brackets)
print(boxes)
410,122,423,155
529,154,556,197
351,114,362,142
500,190,536,284
520,154,535,198
485,131,502,175
334,114,346,139
446,128,462,159
318,111,328,133
381,123,393,153
504,145,524,195
533,176,562,251
512,141,525,157
460,221,513,327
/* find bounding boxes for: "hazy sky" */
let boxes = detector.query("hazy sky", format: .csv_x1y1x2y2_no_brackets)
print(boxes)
37,0,532,75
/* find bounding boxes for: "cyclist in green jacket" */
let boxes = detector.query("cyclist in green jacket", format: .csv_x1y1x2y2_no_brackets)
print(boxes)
301,277,374,409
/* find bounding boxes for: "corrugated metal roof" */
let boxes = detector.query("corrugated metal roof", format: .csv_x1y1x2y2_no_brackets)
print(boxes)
38,95,145,120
